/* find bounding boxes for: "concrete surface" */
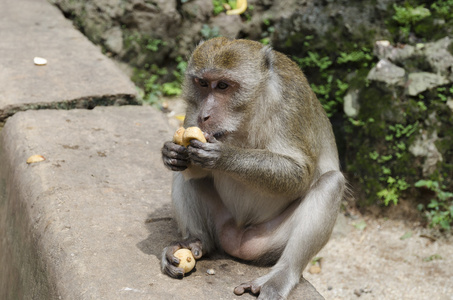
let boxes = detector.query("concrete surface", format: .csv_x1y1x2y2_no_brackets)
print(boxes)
0,0,138,122
0,107,323,300
0,0,325,299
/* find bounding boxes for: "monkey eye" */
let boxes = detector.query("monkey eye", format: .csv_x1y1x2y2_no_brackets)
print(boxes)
217,81,229,90
195,78,209,87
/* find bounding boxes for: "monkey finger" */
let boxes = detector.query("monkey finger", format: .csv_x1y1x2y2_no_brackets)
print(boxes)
187,153,216,169
167,165,188,172
188,145,221,159
164,244,183,266
188,141,221,154
165,150,189,161
188,139,206,149
163,157,189,171
162,152,189,164
162,142,188,157
179,239,203,259
162,142,189,165
163,263,185,279
167,157,189,167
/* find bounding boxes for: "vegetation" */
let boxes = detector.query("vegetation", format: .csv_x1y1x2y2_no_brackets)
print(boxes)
388,1,453,42
416,179,453,230
280,1,453,230
131,57,187,105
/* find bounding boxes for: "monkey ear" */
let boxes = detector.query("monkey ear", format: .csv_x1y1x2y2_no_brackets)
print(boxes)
261,45,274,71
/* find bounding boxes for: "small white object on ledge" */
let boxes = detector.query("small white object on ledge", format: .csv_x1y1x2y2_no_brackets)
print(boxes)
33,57,47,66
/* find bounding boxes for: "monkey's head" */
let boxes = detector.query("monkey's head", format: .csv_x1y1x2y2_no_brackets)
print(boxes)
182,37,276,143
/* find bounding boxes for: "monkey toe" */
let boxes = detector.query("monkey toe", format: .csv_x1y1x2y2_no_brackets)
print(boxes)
233,282,261,296
233,283,247,295
233,285,245,295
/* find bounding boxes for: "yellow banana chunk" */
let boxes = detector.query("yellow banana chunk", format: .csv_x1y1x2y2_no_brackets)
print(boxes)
183,127,207,145
173,127,186,146
26,155,46,164
172,127,206,147
226,0,247,15
174,249,196,274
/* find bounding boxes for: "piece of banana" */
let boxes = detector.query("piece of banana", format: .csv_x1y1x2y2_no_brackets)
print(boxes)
173,127,206,147
174,249,196,274
26,154,46,164
173,127,186,146
226,0,247,15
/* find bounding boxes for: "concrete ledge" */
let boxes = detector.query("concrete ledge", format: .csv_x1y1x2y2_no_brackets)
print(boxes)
0,0,324,298
0,106,323,299
0,106,174,299
0,0,138,123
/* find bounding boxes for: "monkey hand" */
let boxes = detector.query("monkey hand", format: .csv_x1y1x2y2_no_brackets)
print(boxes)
161,141,189,171
161,239,203,278
187,134,222,169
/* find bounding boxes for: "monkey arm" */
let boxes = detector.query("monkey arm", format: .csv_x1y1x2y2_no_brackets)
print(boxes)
188,139,314,196
221,147,314,196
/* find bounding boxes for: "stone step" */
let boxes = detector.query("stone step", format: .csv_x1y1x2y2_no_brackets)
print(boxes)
0,0,138,123
0,107,323,299
0,0,323,298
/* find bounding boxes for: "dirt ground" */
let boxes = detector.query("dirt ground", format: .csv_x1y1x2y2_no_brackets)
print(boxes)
160,98,452,300
305,211,453,300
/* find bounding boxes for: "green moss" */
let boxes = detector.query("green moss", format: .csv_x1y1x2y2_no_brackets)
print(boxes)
386,0,453,43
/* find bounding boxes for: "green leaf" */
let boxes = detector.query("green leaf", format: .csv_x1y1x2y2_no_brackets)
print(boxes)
423,254,442,262
311,256,322,264
427,200,439,208
377,188,399,206
440,219,451,230
369,151,379,160
353,220,367,231
400,231,412,240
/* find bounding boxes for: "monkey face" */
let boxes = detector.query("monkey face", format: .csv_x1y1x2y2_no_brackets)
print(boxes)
182,69,248,143
182,38,271,143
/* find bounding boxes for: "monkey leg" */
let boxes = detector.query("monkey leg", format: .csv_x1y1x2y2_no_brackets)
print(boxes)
161,173,222,277
234,170,345,299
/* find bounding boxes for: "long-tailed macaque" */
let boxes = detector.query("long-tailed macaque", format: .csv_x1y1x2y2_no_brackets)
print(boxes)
161,37,345,299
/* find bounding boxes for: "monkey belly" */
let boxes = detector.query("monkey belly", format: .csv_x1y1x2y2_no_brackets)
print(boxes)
213,175,296,225
216,197,298,261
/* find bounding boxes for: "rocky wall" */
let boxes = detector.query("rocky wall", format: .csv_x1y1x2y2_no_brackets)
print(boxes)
346,37,453,211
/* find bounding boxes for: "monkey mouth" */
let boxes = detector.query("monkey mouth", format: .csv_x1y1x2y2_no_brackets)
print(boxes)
213,130,227,140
